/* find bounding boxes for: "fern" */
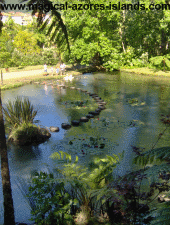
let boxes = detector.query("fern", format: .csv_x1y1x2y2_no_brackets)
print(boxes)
150,202,170,225
133,147,170,166
50,151,121,213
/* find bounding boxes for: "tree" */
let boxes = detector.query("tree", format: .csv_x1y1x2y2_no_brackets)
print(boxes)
62,0,121,70
13,30,41,54
0,88,15,225
0,30,12,68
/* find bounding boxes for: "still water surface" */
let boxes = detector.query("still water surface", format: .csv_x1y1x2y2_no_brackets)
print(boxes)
1,72,170,223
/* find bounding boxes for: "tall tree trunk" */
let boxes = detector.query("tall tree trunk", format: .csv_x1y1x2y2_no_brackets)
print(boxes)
119,10,126,53
161,29,167,55
0,88,15,225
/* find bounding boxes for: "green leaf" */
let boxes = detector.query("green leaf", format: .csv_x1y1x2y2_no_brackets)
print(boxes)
59,151,64,160
75,155,79,163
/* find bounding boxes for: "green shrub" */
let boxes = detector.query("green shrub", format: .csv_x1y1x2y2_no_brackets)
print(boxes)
28,172,76,225
149,55,170,70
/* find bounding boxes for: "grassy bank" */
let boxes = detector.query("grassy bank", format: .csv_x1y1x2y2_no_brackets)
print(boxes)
0,71,81,91
121,67,170,77
1,65,43,73
1,64,75,73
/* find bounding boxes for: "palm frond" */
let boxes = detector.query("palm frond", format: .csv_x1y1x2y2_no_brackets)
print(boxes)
21,0,70,52
50,24,60,41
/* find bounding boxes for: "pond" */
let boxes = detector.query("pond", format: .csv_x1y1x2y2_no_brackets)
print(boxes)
1,71,170,224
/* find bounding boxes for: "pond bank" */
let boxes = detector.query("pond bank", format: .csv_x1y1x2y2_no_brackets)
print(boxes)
0,69,81,91
1,65,170,91
121,67,170,77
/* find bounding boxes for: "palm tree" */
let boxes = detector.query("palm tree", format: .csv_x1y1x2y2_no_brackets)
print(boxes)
0,88,15,225
22,0,70,52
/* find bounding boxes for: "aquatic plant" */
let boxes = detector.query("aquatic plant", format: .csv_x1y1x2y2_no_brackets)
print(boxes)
3,96,37,128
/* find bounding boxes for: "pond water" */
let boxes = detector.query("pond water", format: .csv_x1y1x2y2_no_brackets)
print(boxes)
1,71,170,224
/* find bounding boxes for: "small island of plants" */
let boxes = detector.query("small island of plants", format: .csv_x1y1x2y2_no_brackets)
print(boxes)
3,96,51,146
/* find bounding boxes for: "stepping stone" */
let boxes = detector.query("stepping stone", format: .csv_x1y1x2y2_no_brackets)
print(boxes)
96,99,103,103
94,97,101,100
95,109,101,113
80,117,89,122
89,111,100,116
61,123,72,130
100,101,107,105
49,126,60,132
71,120,80,126
86,114,94,118
70,87,75,89
98,106,106,110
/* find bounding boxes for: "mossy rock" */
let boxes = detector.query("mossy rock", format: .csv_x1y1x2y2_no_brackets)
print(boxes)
8,123,51,146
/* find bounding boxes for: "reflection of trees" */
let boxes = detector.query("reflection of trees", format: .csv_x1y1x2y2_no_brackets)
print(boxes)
53,88,97,121
68,109,82,120
0,89,15,225
9,144,41,164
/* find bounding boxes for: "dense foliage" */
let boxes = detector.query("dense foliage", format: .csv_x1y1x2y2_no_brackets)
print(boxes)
61,0,170,71
26,115,170,224
0,17,60,68
28,138,170,225
1,0,170,71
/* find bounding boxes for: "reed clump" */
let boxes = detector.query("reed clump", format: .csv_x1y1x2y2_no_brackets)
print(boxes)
3,97,51,145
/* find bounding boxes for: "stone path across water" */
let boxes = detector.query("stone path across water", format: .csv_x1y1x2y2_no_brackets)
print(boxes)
37,81,107,131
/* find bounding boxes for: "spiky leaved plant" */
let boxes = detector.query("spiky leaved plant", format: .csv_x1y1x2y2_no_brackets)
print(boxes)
3,96,37,128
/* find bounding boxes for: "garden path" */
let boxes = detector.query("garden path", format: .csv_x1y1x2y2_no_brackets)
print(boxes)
2,69,43,80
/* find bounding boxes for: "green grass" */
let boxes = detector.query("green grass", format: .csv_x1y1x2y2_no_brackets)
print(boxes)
1,64,43,73
121,67,170,77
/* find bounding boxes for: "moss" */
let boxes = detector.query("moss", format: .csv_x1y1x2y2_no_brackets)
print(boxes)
8,123,51,146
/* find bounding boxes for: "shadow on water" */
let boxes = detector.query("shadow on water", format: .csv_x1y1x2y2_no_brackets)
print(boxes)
8,144,42,163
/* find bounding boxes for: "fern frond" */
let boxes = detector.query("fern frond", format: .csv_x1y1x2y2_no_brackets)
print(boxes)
133,147,170,166
151,202,170,225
